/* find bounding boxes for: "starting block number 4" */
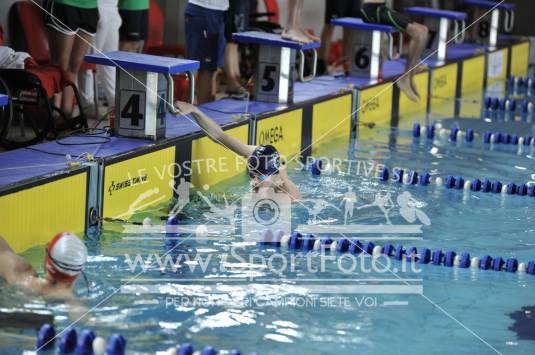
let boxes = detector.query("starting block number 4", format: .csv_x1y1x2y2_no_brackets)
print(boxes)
84,51,199,140
119,90,145,130
119,89,167,131
115,69,167,139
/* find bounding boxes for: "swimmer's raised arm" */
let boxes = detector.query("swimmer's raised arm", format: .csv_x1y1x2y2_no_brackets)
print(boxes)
174,101,256,158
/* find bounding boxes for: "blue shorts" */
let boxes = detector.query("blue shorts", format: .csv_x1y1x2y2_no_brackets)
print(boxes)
185,3,226,71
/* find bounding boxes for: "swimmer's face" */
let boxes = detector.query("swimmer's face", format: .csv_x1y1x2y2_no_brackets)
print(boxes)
44,269,76,286
251,174,283,191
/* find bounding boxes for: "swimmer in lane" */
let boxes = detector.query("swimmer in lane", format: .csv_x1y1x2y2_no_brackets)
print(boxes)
174,101,301,201
360,0,429,102
0,233,87,301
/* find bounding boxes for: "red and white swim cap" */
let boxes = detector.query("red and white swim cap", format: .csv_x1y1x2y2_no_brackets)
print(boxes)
44,232,87,284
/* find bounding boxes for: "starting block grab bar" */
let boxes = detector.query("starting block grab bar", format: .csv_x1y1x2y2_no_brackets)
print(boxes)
297,48,317,83
166,72,195,116
387,32,404,61
503,10,514,32
453,20,466,44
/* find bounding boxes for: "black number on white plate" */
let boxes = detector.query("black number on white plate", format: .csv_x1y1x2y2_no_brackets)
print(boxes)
121,94,144,126
354,47,370,69
261,65,277,92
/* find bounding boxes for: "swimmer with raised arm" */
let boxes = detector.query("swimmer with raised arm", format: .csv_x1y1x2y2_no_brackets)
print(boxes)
0,233,87,301
174,101,301,201
360,0,428,102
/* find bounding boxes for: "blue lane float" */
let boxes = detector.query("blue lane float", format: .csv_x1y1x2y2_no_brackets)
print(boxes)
59,328,77,354
106,334,127,355
35,325,255,355
412,123,421,138
413,121,535,149
509,76,535,94
310,159,323,176
459,252,471,268
377,164,533,199
276,233,535,276
483,95,526,119
76,330,96,355
36,323,55,351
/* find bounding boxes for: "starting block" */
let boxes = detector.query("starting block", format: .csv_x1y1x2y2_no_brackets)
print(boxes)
85,51,199,140
405,7,467,63
331,17,400,81
0,94,7,106
463,0,515,49
232,31,320,104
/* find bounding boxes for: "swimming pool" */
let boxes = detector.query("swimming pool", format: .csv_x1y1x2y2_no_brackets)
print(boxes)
3,86,535,355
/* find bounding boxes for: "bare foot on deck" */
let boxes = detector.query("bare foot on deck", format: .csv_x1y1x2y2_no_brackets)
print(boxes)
410,75,421,98
282,28,312,43
304,29,320,42
414,64,428,73
409,65,427,98
397,76,419,102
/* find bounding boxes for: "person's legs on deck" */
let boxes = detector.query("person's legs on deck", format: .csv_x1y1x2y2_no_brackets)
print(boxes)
404,22,428,96
118,0,149,53
185,2,226,104
45,1,98,117
282,0,311,43
318,23,333,74
361,2,427,102
95,0,121,106
48,30,75,113
223,0,249,98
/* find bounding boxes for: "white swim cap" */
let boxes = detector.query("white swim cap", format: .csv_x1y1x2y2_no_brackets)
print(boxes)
44,232,87,284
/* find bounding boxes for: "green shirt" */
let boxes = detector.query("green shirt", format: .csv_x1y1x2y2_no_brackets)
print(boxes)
119,0,149,10
54,0,97,9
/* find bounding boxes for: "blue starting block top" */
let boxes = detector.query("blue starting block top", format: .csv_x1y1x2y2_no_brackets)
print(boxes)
462,0,514,11
85,51,200,75
331,17,398,33
0,94,7,106
406,7,467,21
232,31,320,50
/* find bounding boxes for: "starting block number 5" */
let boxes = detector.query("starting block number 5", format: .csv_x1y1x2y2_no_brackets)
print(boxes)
260,63,279,93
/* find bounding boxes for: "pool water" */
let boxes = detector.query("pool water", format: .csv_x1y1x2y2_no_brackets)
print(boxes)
3,100,535,354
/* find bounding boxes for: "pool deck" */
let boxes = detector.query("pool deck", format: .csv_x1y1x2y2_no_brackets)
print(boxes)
0,43,496,188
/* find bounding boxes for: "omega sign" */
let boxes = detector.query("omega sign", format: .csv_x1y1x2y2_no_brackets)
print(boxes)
258,125,284,145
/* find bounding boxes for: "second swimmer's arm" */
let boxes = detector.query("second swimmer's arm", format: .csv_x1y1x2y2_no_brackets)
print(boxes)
279,166,301,201
174,101,256,158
